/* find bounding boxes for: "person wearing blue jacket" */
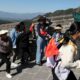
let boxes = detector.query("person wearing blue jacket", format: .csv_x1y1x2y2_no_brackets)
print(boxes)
9,22,26,67
9,24,20,67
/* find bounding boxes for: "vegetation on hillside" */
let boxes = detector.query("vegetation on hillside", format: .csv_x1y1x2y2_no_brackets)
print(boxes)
0,19,13,24
32,7,80,22
23,19,32,31
44,7,80,17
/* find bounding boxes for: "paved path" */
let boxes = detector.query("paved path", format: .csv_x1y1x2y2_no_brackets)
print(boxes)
0,60,80,80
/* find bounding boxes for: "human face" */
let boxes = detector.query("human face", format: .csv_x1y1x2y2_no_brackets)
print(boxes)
1,33,7,40
56,29,61,33
77,32,80,39
73,32,80,40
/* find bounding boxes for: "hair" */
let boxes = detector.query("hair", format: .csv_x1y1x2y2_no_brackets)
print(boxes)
15,22,26,32
56,24,62,28
15,24,20,31
62,22,80,45
38,16,46,22
19,22,25,26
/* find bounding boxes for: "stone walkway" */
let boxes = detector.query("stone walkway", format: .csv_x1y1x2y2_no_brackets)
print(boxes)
0,60,80,80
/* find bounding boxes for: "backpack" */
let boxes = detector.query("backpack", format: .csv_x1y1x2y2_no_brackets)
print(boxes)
16,31,31,48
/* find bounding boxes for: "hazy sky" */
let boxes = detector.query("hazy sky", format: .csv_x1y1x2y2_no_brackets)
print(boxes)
0,0,80,13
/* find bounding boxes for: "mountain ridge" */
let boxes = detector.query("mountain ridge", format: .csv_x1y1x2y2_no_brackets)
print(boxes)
0,11,44,21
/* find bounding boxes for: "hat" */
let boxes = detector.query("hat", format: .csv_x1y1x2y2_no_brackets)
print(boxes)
0,30,8,35
38,16,46,22
54,26,62,30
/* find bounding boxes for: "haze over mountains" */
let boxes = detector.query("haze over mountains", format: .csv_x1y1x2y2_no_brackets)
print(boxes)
0,11,44,21
0,7,79,24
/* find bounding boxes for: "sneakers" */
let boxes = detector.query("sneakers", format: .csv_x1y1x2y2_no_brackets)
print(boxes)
11,62,18,68
6,73,12,78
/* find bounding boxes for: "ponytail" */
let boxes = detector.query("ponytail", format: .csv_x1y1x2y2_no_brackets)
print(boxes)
62,30,71,45
62,22,80,45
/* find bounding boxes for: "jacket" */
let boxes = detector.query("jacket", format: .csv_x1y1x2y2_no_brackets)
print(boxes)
16,31,31,49
59,40,77,68
0,36,12,53
9,28,20,48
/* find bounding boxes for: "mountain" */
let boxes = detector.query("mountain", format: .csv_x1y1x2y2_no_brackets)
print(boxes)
33,7,80,22
44,7,80,17
0,19,13,24
0,11,44,21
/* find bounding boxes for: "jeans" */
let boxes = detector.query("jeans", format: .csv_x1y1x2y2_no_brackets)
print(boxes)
12,48,17,62
36,36,47,64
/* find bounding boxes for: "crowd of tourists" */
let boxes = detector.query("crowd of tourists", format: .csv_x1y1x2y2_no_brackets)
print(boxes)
0,16,80,80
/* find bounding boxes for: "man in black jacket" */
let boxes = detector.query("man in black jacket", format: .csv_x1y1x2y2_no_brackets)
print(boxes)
16,31,31,65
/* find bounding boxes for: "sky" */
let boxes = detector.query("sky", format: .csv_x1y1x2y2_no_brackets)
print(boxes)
0,0,80,13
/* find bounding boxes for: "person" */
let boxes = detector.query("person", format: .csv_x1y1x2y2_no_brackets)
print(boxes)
0,30,12,78
9,22,26,67
29,22,36,39
16,30,32,65
36,16,51,65
52,24,63,48
51,22,80,80
46,24,63,68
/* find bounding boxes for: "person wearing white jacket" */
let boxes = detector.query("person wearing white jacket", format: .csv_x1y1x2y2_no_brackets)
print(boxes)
51,22,80,80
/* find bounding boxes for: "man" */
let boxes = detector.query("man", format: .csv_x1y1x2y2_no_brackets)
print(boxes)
16,30,32,65
9,22,26,67
0,30,12,78
9,24,20,67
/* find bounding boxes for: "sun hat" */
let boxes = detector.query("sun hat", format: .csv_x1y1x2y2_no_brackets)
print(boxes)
0,30,8,35
54,24,62,30
54,26,62,30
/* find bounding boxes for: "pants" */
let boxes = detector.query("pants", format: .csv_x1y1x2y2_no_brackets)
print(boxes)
0,52,11,73
36,36,47,64
66,70,77,80
52,68,77,80
52,68,59,80
12,48,17,62
19,47,31,64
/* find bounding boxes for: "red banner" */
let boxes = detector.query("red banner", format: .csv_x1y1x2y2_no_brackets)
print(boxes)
45,38,59,57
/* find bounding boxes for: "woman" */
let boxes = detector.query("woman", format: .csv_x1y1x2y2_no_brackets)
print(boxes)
36,16,51,65
0,30,12,78
52,22,80,80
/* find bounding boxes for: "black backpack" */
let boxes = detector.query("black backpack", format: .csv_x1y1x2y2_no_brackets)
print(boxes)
16,31,31,48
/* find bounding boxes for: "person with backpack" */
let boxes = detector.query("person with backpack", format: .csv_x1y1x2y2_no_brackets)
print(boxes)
9,22,26,67
45,24,63,68
0,30,12,78
48,22,80,80
36,16,51,66
16,30,32,65
52,24,63,46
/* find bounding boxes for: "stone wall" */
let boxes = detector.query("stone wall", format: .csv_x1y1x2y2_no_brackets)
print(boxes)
47,14,74,32
33,14,74,33
0,22,19,30
0,14,74,33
